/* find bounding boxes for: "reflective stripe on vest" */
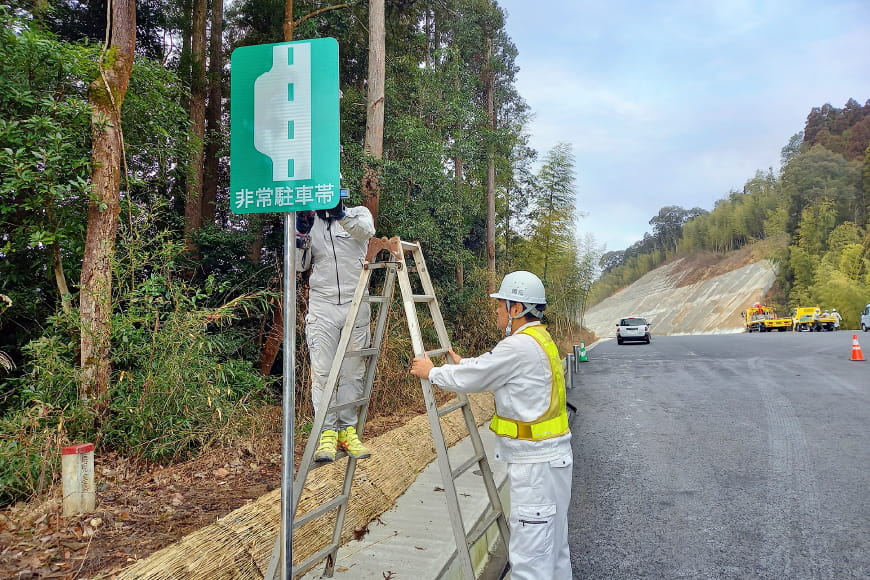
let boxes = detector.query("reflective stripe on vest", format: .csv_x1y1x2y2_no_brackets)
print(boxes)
489,324,570,440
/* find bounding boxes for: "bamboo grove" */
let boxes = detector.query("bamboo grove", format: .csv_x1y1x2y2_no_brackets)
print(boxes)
591,99,870,328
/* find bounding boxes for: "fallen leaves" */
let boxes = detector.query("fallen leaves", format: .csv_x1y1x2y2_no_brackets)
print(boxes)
0,411,416,579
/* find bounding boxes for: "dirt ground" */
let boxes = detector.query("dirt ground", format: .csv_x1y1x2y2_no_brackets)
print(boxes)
0,412,411,580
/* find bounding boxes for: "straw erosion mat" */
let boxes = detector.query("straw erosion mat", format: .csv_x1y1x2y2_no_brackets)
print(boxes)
0,392,495,579
111,393,494,580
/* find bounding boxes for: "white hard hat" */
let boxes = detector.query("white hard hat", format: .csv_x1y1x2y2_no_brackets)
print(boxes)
490,271,546,304
832,308,837,312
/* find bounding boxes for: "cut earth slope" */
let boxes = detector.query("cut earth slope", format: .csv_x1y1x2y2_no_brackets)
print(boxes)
583,253,778,339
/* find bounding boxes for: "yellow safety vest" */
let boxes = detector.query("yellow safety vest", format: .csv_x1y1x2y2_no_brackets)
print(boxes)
489,324,570,440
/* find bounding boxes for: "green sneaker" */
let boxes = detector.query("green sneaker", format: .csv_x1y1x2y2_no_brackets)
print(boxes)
338,426,371,459
314,429,338,463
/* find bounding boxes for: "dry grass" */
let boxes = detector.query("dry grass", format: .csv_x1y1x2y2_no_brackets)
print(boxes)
108,392,497,580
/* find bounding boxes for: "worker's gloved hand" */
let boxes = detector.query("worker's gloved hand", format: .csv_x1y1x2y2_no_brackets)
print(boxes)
296,210,315,234
327,199,346,220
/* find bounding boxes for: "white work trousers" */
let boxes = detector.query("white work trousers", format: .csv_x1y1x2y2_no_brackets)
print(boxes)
507,454,573,580
306,303,371,431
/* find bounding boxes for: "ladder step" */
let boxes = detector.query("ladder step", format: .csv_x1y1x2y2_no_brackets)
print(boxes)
345,347,380,358
365,295,389,303
412,294,435,302
466,509,503,549
399,240,420,252
301,449,348,476
328,397,369,413
425,347,449,358
437,399,469,417
293,494,349,528
292,542,340,578
451,452,486,481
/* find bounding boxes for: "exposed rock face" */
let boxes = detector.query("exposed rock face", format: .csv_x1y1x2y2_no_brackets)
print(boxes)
583,258,777,339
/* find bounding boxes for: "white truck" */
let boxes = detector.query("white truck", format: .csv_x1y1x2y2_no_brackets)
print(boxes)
861,303,870,332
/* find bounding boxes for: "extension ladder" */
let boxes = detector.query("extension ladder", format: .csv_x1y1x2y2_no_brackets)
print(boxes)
266,236,510,579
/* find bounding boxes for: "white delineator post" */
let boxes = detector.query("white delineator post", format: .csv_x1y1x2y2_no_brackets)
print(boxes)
61,443,95,516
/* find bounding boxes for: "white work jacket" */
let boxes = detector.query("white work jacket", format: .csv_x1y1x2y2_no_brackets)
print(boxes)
428,321,572,463
298,206,375,318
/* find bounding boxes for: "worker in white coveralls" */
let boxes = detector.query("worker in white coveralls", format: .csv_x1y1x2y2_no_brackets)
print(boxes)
409,271,572,580
296,192,375,462
832,308,842,330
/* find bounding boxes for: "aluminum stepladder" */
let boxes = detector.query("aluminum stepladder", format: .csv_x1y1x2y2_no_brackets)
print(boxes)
266,236,509,579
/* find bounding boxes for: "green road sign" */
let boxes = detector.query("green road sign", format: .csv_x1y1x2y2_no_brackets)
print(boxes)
230,38,340,214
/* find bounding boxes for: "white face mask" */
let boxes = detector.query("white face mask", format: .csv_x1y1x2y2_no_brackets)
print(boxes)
503,301,542,336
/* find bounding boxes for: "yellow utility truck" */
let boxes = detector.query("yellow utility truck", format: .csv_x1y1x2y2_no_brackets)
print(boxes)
742,304,792,332
792,306,837,332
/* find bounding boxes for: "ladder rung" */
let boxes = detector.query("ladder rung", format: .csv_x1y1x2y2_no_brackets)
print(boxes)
364,262,392,270
293,494,349,528
451,452,485,480
345,347,380,358
466,509,502,549
425,347,449,358
301,449,347,477
437,399,468,417
292,542,340,577
412,294,435,302
328,397,369,412
366,295,388,303
399,240,420,251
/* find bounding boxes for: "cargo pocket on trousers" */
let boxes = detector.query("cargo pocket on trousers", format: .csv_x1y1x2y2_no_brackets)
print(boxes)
513,503,556,558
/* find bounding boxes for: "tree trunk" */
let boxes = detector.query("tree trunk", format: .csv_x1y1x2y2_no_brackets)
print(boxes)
485,38,497,291
248,215,265,264
283,0,294,41
201,0,224,225
259,297,283,375
184,0,207,250
52,241,72,314
362,0,385,224
179,0,192,107
80,0,135,401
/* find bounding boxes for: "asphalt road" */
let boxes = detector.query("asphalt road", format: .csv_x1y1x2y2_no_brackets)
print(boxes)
567,332,868,579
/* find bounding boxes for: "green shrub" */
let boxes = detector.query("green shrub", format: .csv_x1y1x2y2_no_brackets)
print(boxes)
0,217,275,505
0,403,65,505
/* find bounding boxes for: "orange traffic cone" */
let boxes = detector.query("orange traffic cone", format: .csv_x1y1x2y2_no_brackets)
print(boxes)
851,334,865,361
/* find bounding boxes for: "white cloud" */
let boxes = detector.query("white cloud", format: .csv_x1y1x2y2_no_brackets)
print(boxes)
498,0,870,251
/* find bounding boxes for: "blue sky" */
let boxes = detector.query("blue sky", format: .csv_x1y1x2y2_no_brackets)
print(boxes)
497,0,870,253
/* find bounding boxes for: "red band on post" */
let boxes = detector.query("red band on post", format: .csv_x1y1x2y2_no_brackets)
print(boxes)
61,443,94,455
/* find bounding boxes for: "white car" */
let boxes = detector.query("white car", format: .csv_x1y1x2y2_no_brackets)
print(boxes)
617,317,651,345
861,303,870,332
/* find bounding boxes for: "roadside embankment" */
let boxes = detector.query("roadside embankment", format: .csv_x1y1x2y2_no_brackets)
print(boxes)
583,258,778,339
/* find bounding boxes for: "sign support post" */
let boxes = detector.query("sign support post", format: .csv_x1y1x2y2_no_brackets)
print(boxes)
230,37,340,580
280,213,295,580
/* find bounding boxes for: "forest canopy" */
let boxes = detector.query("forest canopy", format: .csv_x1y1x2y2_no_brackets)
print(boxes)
0,0,596,505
